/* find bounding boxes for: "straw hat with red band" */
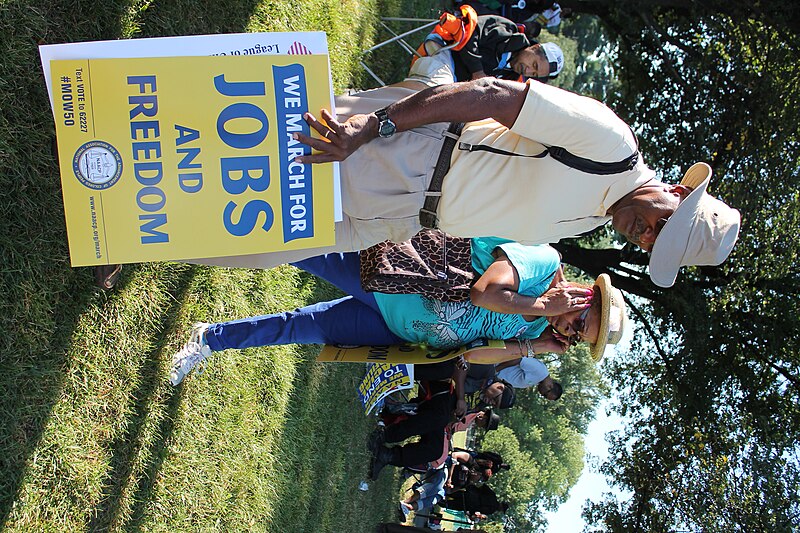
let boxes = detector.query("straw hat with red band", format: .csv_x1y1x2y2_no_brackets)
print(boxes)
591,274,626,362
649,162,741,288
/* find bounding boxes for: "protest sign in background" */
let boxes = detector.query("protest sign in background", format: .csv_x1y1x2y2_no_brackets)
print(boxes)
317,339,507,364
357,363,414,415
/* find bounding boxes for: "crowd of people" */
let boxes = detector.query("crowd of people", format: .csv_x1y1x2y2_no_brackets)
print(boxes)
457,0,573,34
157,4,741,528
167,240,626,528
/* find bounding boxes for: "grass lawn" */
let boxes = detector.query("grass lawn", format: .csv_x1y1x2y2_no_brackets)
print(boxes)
0,0,444,531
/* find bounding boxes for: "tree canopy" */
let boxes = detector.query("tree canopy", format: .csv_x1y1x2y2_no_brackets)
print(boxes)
479,344,604,530
552,2,800,531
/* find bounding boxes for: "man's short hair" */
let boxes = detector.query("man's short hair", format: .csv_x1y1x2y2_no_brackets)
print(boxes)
551,381,564,401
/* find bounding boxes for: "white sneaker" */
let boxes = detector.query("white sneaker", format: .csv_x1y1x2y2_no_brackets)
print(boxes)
169,323,212,386
398,501,413,522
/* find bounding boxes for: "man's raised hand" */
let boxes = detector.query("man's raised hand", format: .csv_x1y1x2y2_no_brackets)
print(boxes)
293,109,376,163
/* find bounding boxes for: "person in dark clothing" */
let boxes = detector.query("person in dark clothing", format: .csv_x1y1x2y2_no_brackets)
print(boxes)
413,358,524,417
368,371,515,480
398,449,504,521
376,524,490,533
457,0,556,24
450,15,564,82
444,484,510,519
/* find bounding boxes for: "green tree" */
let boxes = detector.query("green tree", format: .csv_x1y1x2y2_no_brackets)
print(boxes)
562,14,618,100
558,0,800,39
478,344,605,531
544,4,800,531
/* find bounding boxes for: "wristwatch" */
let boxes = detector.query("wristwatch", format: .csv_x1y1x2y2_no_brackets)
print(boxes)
375,107,397,138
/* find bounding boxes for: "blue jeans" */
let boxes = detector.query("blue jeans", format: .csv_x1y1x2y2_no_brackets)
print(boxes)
414,467,448,509
205,253,406,352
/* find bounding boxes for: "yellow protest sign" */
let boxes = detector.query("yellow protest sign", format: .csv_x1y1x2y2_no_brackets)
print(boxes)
51,54,334,266
317,339,507,364
357,363,414,415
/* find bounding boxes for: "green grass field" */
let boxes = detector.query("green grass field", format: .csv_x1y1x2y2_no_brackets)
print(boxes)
0,1,446,531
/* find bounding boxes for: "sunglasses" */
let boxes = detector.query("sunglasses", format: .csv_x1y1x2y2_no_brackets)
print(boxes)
565,306,592,344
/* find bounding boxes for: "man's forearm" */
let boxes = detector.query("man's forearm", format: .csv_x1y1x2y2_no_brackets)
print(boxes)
495,357,523,372
384,78,527,132
463,342,524,365
294,79,527,164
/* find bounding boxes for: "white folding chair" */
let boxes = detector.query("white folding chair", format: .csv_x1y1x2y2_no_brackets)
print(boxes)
360,17,441,86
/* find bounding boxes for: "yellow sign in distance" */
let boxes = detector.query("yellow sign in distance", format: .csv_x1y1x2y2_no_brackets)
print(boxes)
358,362,414,415
317,339,507,364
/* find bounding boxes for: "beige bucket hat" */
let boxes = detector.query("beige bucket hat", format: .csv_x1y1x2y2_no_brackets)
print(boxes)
649,163,741,288
591,274,627,362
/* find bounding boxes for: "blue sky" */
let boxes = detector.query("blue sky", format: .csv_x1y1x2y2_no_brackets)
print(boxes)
544,402,625,532
543,329,634,532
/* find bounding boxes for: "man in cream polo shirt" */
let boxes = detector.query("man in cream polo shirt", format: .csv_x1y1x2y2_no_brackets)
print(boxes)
198,78,740,288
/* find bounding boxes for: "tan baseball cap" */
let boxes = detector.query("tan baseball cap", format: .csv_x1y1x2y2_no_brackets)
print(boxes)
649,163,741,288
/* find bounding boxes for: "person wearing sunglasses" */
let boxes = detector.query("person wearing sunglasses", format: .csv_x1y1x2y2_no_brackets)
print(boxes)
169,241,628,388
421,270,625,417
464,271,627,367
169,242,597,386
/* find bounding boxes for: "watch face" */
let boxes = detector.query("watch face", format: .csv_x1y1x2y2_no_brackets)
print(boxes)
379,119,396,137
